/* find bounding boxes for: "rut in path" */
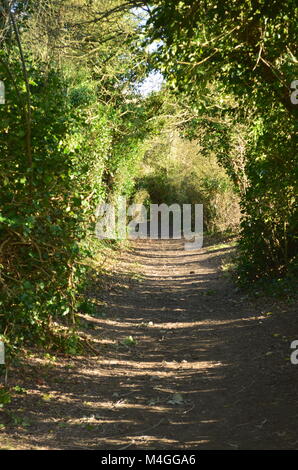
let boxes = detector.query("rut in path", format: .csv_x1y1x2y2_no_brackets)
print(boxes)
1,238,298,449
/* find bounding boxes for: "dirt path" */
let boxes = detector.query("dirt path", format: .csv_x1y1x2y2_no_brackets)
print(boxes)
1,238,298,449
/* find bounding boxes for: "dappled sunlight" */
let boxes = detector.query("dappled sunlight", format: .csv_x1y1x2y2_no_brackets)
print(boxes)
78,359,225,375
2,238,296,450
93,315,266,332
0,0,296,452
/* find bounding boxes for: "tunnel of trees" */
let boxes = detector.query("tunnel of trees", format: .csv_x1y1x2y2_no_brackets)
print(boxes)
0,0,297,358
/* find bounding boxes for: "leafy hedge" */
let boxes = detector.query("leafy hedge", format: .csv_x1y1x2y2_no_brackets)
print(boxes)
0,54,148,355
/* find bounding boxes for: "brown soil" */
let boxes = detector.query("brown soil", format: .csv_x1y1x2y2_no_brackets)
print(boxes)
1,238,298,449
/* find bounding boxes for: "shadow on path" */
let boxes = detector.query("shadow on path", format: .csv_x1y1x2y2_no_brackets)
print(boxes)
1,239,298,449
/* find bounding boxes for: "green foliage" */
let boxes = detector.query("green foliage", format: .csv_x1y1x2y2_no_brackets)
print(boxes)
0,388,11,408
237,109,297,281
136,95,240,233
0,2,153,355
145,0,298,282
2,0,296,358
